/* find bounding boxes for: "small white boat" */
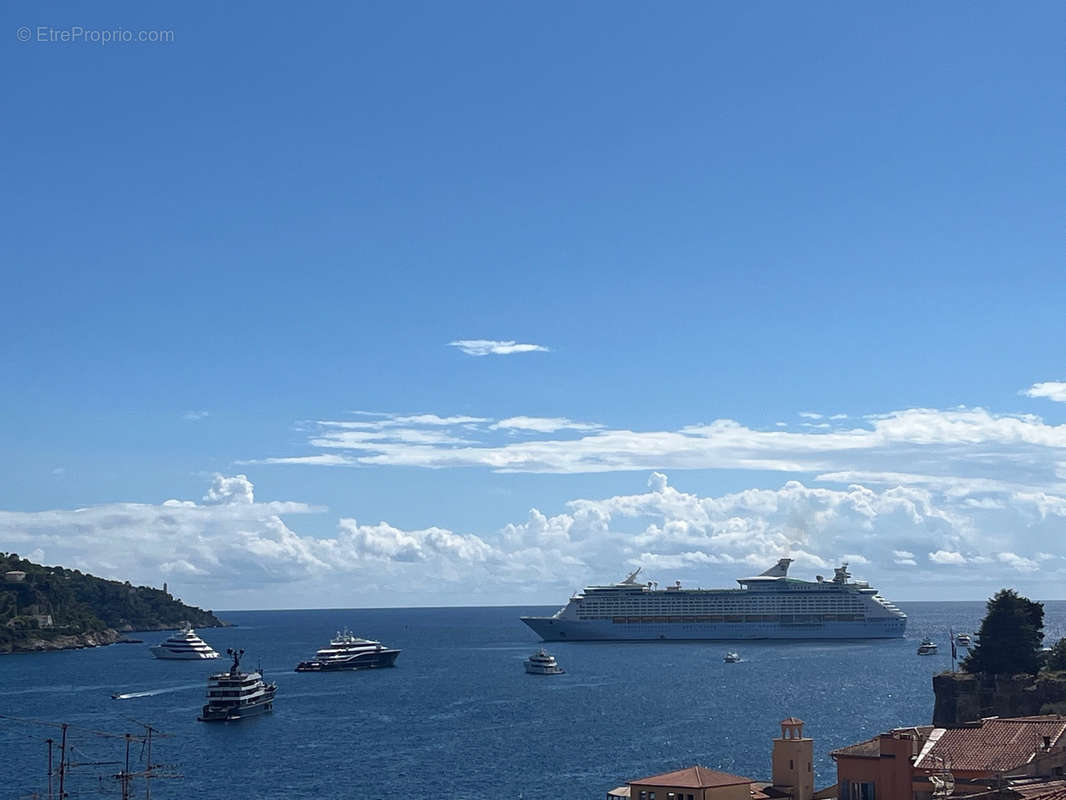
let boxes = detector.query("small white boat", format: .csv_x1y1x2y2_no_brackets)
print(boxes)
723,651,741,663
917,638,938,655
955,632,973,648
150,623,220,660
525,649,564,675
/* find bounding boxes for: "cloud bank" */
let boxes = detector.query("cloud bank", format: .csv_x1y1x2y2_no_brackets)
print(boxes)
3,470,1065,607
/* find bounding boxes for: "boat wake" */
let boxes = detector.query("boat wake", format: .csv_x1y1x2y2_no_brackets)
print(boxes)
111,682,203,700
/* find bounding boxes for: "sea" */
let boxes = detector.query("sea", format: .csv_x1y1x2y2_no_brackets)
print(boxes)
2,601,1065,800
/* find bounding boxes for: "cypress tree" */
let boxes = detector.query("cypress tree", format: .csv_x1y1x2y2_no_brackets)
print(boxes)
962,588,1044,676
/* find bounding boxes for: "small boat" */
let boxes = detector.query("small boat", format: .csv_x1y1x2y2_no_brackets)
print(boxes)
917,638,938,655
294,629,400,672
955,632,973,648
198,648,277,722
150,623,220,660
723,651,741,663
525,649,564,674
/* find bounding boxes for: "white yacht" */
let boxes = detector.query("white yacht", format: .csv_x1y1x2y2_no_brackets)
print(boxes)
723,651,741,663
917,638,938,655
525,649,564,675
198,648,277,722
150,623,220,660
955,632,973,648
294,629,400,672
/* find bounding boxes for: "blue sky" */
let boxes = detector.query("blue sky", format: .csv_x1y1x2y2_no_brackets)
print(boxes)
2,2,1065,608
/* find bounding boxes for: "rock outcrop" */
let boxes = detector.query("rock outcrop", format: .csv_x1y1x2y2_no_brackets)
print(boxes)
933,671,1066,726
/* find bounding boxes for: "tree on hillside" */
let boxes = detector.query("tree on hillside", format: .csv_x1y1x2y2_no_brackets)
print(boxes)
962,589,1044,675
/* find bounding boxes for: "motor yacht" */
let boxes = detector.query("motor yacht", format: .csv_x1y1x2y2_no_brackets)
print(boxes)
525,649,564,674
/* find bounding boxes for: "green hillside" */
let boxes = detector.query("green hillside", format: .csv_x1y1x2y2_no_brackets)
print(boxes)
0,552,224,652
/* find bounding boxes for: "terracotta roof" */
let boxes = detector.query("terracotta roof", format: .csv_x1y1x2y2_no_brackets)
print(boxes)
914,717,1066,773
830,737,881,758
781,717,805,725
1023,788,1066,800
1011,780,1066,799
631,766,755,789
829,726,934,760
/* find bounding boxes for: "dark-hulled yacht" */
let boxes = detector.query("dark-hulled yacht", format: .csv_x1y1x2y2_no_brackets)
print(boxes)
294,629,400,672
198,648,277,722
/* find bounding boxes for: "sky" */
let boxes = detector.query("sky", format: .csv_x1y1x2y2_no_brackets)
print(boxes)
2,2,1065,609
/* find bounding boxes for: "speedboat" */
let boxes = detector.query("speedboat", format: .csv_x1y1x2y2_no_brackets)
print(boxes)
150,623,220,660
525,649,564,674
917,638,938,655
198,649,277,722
294,629,400,672
723,651,741,663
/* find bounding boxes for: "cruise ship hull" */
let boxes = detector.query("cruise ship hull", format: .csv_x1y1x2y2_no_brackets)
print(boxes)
520,616,906,641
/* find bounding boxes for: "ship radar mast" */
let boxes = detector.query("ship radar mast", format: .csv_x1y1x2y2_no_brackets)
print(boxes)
833,563,852,584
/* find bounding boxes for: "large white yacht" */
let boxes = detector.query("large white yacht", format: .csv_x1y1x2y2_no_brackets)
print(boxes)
521,560,907,641
150,623,220,659
198,648,277,722
294,629,401,672
524,649,564,675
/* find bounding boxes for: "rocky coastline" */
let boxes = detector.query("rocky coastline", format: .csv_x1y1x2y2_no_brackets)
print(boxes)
0,619,231,655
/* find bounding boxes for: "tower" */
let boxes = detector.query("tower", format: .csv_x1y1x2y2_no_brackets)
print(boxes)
772,717,813,800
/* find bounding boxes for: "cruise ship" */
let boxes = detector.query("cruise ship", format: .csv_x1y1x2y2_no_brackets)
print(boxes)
521,559,906,641
150,623,220,659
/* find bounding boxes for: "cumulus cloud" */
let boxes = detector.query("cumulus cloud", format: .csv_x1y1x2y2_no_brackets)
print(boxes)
448,339,549,356
929,550,967,565
1024,382,1066,403
893,550,917,566
2,471,1061,607
203,474,255,505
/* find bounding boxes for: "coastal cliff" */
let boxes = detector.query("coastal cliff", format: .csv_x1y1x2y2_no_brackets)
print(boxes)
933,671,1066,726
1,553,225,654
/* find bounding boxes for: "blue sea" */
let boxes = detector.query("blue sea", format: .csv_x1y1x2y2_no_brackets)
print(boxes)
2,602,1065,799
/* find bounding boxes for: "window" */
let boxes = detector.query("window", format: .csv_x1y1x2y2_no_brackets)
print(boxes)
790,760,794,770
639,793,647,800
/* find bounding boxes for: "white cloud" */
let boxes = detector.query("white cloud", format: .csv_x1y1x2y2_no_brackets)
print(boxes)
491,417,603,433
1024,382,1066,403
252,407,1066,492
448,339,549,356
183,410,209,421
997,552,1038,572
893,550,917,566
203,474,255,505
2,471,1061,607
929,550,967,565
799,412,823,420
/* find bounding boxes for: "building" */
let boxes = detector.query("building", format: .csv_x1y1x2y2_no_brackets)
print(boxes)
625,766,756,800
610,718,823,800
771,718,815,800
4,570,26,582
831,716,1066,800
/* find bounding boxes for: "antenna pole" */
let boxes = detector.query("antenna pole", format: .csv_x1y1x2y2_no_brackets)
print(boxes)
145,726,152,800
57,724,67,799
46,738,54,800
121,734,131,800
